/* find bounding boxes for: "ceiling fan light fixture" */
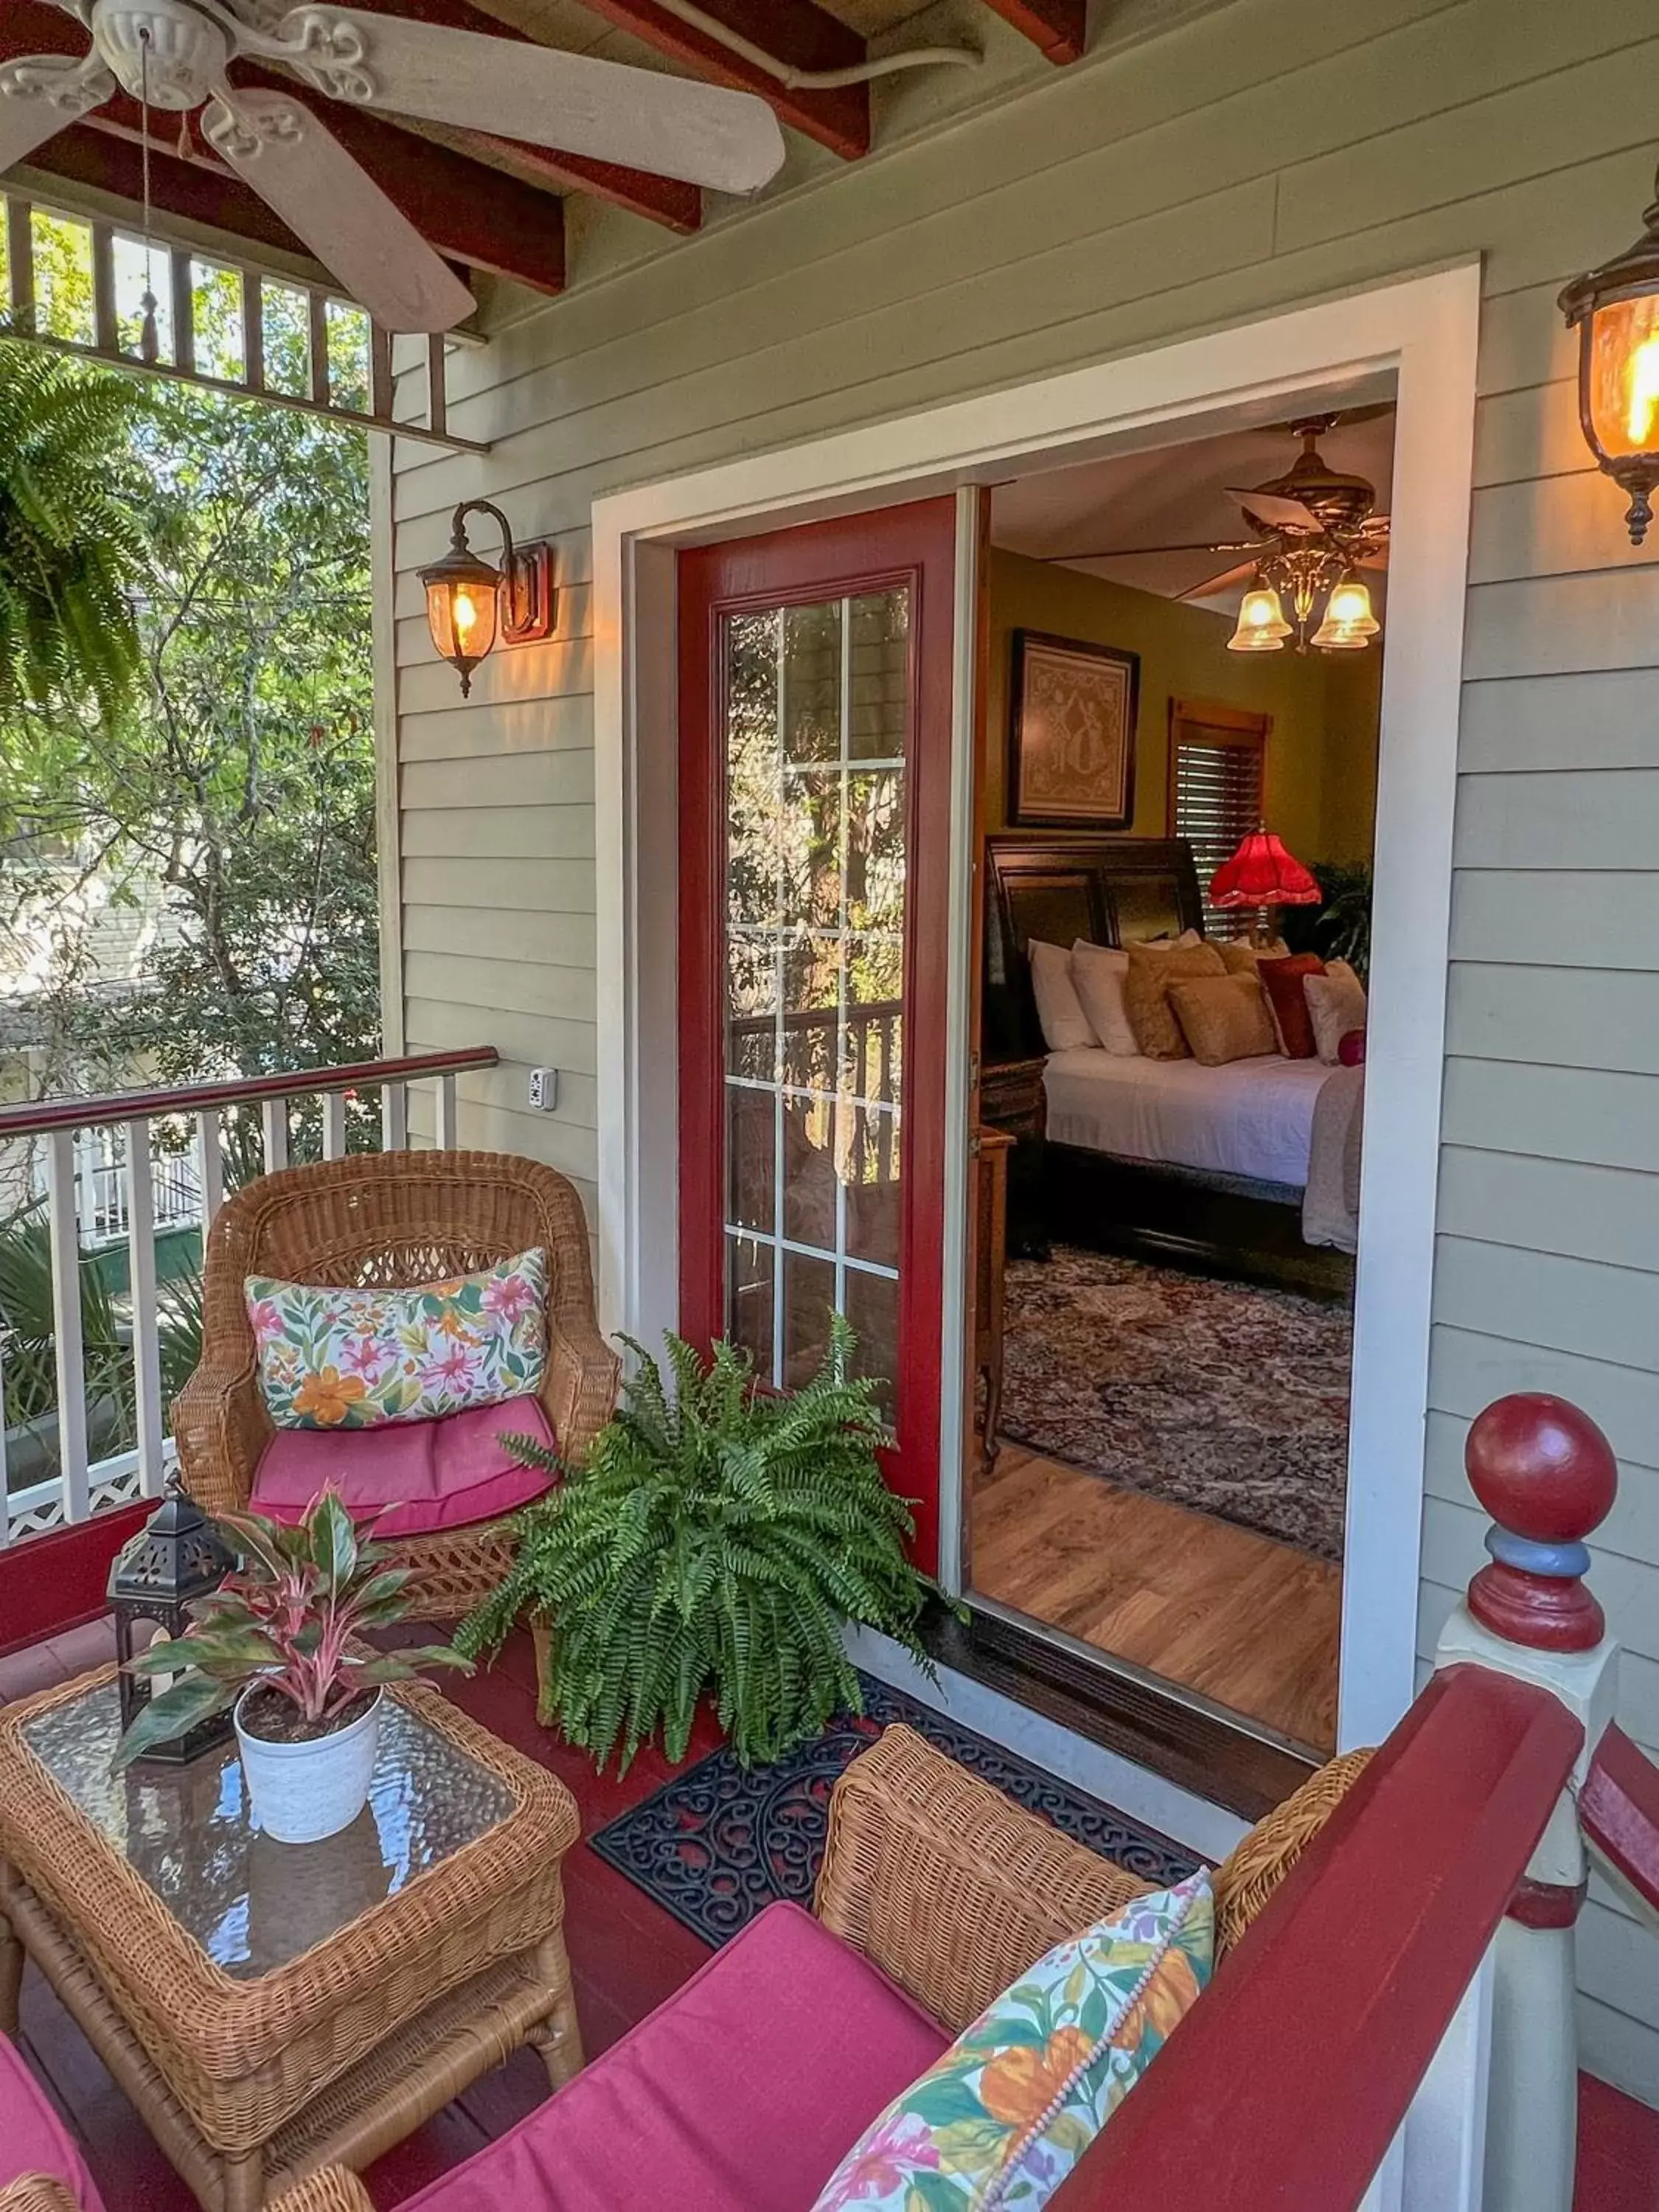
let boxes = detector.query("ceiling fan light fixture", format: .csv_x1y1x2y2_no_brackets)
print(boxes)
420,499,554,698
1228,584,1292,653
1312,577,1380,651
1559,164,1659,544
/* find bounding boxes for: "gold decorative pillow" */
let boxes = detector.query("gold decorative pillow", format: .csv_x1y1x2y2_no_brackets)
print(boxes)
1216,937,1290,975
1124,940,1226,1059
1168,973,1278,1065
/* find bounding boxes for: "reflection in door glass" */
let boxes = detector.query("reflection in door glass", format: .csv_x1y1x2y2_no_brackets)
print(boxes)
722,591,909,1400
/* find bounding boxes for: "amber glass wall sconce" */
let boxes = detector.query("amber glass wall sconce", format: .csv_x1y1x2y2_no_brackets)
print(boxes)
421,500,556,696
1559,164,1659,545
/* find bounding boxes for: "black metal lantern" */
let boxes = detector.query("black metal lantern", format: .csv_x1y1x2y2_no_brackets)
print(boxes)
108,1486,236,1764
1559,164,1659,545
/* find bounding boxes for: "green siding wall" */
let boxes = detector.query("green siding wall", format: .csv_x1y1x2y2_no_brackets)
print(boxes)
382,0,1659,2101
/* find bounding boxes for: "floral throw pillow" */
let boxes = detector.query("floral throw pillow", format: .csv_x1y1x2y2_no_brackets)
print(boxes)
246,1248,547,1429
813,1871,1213,2212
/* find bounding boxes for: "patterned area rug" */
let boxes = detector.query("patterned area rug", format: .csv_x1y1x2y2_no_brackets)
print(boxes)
1000,1245,1352,1562
588,1672,1197,1948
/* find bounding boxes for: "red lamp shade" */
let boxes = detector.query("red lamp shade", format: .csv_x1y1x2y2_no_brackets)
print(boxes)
1208,828,1323,909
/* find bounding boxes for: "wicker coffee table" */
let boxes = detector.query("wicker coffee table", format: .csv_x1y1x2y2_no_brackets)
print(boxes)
0,1666,582,2212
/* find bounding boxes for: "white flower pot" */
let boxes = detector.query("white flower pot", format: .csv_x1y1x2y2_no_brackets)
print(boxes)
234,1686,383,1845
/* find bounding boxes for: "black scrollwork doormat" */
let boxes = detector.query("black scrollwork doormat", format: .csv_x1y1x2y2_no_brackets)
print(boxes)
586,1672,1199,1950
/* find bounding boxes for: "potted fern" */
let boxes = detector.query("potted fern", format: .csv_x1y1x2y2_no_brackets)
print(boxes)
457,1319,945,1770
114,1490,471,1844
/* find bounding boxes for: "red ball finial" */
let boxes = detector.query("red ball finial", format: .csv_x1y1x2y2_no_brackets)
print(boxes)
1466,1393,1617,1543
1465,1394,1616,1653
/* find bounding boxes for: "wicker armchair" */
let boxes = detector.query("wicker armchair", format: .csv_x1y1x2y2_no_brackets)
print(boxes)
173,1149,620,1620
264,1725,1367,2212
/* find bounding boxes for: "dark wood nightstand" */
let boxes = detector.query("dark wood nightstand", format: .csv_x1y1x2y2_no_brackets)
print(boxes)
978,1055,1048,1257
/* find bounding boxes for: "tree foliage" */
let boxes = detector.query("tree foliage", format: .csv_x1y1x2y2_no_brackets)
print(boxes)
0,223,378,1104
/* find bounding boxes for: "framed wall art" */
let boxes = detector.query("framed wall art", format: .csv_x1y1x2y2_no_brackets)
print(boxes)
1007,628,1141,830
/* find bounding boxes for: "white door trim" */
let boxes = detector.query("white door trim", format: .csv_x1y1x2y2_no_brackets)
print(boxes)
593,258,1481,1755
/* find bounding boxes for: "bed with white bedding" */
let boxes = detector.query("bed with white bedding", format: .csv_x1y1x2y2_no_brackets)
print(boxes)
1042,1048,1338,1191
981,832,1357,1294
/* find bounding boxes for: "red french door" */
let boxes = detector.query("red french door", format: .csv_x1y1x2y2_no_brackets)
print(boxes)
678,498,957,1570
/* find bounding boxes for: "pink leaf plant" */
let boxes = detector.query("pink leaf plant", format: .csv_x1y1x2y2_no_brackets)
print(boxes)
112,1488,471,1771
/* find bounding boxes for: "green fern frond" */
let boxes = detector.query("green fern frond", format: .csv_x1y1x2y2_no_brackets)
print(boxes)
458,1320,948,1771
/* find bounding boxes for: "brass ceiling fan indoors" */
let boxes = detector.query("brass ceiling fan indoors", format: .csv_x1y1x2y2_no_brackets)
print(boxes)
0,0,793,332
1051,413,1394,655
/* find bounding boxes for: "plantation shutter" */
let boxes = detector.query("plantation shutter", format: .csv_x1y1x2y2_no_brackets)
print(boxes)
1168,701,1270,940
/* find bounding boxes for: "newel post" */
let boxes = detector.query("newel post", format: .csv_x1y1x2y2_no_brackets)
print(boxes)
1433,1392,1621,2212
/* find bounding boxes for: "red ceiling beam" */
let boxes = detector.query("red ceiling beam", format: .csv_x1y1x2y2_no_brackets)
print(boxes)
977,0,1086,63
21,124,324,269
2,2,566,291
343,0,869,162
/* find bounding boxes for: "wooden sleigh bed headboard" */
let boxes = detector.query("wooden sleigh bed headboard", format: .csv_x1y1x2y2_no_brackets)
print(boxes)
981,834,1205,1062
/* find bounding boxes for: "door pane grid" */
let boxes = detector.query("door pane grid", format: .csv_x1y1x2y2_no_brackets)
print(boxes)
722,587,908,1392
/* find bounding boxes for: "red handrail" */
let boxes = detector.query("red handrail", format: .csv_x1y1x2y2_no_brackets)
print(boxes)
1049,1665,1582,2212
0,1047,499,1138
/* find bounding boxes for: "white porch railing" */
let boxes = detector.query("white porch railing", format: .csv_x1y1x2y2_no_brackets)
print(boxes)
0,1047,497,1546
27,1123,204,1247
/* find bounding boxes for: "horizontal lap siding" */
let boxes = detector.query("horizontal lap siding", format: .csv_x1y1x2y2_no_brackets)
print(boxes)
382,0,1659,2100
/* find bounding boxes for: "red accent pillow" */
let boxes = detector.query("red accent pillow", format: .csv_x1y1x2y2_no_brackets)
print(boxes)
1338,1029,1367,1067
1257,954,1326,1059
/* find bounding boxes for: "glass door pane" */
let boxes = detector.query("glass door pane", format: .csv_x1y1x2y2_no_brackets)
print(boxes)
721,588,910,1395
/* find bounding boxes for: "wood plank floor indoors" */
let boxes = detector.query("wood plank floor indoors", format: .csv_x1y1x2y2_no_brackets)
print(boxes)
971,1444,1342,1753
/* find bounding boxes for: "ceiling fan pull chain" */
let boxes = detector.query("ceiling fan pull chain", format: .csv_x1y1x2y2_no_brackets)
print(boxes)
138,26,160,364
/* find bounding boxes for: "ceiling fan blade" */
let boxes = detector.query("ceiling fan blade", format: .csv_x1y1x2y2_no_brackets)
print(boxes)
203,91,475,333
1178,557,1261,604
0,53,116,175
266,7,787,195
1042,538,1260,562
1224,487,1326,532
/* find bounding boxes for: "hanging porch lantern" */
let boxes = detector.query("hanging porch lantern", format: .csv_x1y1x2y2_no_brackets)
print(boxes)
421,499,556,697
108,1485,236,1765
1559,164,1659,545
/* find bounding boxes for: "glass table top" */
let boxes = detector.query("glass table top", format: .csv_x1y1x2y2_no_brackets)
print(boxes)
22,1682,515,1980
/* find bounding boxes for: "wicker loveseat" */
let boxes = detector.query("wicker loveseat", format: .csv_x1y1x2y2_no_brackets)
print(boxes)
172,1150,620,1619
195,1724,1367,2212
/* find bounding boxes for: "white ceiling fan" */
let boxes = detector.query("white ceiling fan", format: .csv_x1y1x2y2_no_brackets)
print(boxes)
0,0,788,331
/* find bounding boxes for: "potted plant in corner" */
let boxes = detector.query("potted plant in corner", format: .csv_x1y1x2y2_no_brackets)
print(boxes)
112,1489,471,1844
457,1316,950,1771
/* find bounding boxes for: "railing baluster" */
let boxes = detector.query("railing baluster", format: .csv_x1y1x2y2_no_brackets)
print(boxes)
0,1331,10,1548
195,1110,225,1228
321,1091,347,1161
380,1081,408,1151
435,1072,459,1148
261,1095,289,1174
44,1129,90,1525
6,198,32,324
125,1119,166,1499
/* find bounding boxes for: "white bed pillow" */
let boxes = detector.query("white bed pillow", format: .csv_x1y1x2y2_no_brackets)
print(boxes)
1069,939,1139,1056
1029,939,1095,1053
1304,959,1368,1064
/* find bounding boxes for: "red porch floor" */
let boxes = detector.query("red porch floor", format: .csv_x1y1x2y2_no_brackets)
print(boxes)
2,1617,1655,2211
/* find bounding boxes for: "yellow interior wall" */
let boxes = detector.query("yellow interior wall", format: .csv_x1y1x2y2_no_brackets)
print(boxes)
983,547,1379,865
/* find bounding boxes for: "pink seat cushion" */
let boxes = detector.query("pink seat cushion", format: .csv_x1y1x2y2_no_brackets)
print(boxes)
396,1902,948,2212
0,2034,108,2211
251,1395,557,1537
